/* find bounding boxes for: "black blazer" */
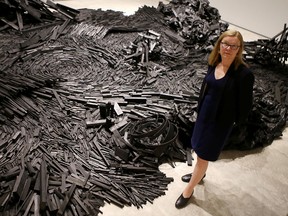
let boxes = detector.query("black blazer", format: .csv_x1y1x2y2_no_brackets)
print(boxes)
197,64,254,127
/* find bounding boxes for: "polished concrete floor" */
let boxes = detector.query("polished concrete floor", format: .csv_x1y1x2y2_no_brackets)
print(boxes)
54,1,288,215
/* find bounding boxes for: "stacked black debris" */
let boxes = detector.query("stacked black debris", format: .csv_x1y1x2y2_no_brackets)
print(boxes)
0,0,79,32
225,63,288,150
157,0,228,47
245,24,288,66
0,0,287,215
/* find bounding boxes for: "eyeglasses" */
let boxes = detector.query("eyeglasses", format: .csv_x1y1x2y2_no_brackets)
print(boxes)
220,42,240,50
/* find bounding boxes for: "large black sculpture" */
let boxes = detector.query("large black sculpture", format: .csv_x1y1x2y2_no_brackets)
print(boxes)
0,0,287,215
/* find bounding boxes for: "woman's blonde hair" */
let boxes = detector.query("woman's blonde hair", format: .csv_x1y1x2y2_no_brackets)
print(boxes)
208,29,247,70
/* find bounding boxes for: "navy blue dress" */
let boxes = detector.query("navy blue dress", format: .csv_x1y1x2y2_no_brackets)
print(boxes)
191,68,233,161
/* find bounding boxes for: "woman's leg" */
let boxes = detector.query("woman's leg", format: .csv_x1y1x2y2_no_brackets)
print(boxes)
182,155,209,198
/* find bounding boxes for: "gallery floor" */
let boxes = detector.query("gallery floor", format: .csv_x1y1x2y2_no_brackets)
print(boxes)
54,1,288,215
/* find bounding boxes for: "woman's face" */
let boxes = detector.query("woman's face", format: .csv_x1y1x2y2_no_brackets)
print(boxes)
219,36,240,62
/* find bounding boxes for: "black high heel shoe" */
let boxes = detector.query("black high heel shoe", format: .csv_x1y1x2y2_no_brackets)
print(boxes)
175,191,194,209
181,173,206,183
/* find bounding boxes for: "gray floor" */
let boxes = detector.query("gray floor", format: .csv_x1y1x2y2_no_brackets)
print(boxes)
55,1,288,215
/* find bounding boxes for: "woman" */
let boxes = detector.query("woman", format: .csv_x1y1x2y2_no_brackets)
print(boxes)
175,29,254,209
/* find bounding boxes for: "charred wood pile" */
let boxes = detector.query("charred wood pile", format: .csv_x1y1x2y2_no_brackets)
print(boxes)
245,24,288,66
0,0,287,215
0,0,79,32
158,0,228,47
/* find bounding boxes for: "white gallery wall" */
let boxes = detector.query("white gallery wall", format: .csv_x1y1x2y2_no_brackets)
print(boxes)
209,0,288,38
53,0,167,16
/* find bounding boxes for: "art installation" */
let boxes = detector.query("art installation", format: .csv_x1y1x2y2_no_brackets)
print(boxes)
0,0,287,215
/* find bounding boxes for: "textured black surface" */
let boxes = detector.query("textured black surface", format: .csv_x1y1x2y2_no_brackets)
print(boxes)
0,0,287,215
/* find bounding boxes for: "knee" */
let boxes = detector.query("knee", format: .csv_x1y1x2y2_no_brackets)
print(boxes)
197,156,209,167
